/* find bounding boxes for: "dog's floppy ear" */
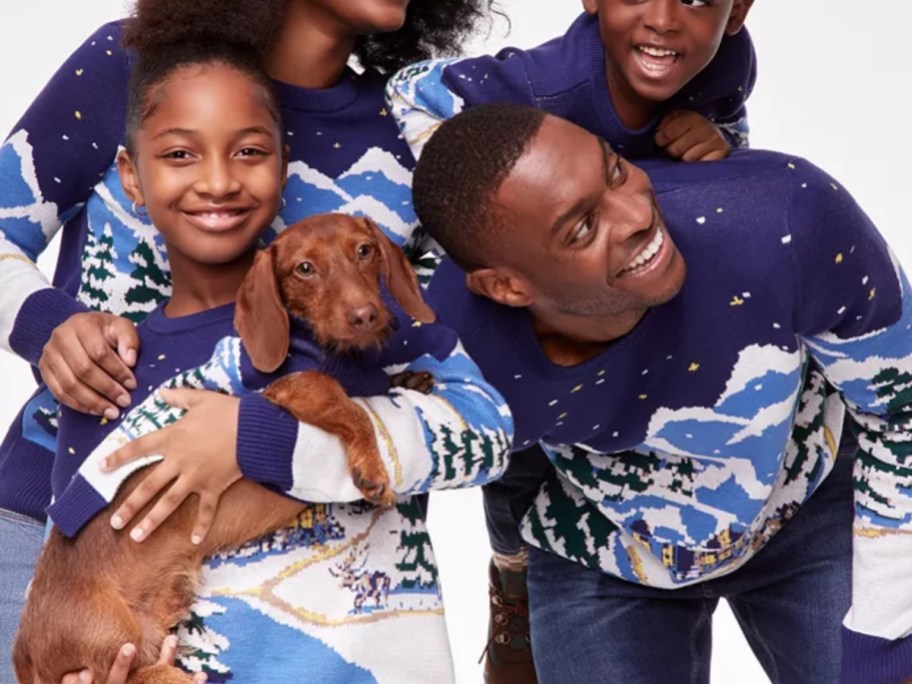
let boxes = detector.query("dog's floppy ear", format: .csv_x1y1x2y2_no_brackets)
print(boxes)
361,218,436,324
235,245,290,372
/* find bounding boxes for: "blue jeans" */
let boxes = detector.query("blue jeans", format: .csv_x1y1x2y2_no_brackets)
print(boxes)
527,455,853,684
0,508,43,683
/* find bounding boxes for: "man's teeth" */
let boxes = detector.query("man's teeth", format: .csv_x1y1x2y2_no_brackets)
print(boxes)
622,228,664,273
638,45,679,58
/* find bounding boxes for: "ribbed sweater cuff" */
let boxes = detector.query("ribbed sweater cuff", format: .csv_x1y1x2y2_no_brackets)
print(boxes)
10,289,89,365
841,626,912,684
236,393,298,491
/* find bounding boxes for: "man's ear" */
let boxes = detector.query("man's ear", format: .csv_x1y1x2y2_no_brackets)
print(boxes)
581,0,598,16
725,0,755,35
116,149,145,208
466,267,534,308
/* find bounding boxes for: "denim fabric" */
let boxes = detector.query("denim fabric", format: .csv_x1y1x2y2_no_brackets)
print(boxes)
483,444,551,556
526,456,853,684
0,508,43,683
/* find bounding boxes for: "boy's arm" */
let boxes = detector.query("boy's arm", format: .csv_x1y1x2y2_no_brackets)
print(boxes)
236,322,513,501
0,22,129,364
386,52,538,161
788,160,912,684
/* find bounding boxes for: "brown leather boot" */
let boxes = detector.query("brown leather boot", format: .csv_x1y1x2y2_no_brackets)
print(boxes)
482,559,537,684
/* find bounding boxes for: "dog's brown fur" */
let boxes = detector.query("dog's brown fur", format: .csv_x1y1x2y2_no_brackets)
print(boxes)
13,214,436,684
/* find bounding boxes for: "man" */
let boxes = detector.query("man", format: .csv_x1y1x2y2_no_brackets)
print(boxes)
417,103,912,684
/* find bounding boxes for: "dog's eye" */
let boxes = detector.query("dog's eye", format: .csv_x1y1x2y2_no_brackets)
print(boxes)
295,261,315,277
357,244,373,260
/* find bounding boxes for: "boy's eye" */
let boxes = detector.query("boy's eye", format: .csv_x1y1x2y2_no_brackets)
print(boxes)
162,149,192,161
681,0,710,6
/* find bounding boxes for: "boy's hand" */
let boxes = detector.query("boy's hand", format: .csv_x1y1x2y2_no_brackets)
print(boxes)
60,636,207,683
40,312,139,420
100,388,242,545
655,110,731,162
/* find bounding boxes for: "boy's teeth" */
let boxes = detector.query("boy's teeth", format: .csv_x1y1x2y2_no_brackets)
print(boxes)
638,45,678,57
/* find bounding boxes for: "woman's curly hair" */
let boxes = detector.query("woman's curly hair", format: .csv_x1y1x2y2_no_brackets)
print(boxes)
355,0,500,74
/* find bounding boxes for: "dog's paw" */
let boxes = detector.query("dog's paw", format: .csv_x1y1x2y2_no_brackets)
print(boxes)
389,371,435,395
352,468,397,508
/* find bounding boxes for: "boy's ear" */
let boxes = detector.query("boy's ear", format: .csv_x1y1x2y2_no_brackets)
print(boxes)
116,149,145,208
581,0,599,16
725,0,755,35
466,267,534,308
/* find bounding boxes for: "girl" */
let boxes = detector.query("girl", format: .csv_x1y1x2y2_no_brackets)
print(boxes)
0,0,494,673
43,2,510,681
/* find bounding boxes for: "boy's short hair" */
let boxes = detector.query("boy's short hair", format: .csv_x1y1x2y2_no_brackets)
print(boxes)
413,103,547,271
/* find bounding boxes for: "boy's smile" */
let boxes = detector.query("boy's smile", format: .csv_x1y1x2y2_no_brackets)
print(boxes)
582,0,752,129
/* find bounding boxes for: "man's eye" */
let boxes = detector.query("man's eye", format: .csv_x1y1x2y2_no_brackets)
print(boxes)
571,215,595,243
610,157,627,186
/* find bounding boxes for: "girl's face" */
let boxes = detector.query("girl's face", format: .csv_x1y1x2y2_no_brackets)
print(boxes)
118,63,286,268
299,0,412,36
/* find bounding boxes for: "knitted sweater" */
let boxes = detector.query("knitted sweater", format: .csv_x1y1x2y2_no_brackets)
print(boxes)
386,11,755,161
428,150,912,684
0,21,423,521
48,298,512,682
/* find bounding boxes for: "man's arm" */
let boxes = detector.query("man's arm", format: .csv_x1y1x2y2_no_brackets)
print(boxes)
787,158,912,684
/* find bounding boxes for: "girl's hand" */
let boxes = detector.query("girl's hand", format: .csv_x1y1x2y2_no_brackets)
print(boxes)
40,312,139,420
60,636,207,683
101,388,242,545
655,109,731,162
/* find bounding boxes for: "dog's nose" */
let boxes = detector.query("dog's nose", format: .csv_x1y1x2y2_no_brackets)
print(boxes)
347,304,378,330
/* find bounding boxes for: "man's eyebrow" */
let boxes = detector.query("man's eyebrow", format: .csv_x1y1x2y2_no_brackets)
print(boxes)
549,136,610,239
600,137,612,185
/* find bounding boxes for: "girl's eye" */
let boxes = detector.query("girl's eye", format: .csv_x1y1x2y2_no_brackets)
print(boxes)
357,244,373,259
238,147,267,158
681,0,709,6
163,150,192,161
295,261,315,277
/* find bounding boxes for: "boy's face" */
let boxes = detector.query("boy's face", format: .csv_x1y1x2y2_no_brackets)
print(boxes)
487,115,685,319
583,0,750,111
118,64,286,269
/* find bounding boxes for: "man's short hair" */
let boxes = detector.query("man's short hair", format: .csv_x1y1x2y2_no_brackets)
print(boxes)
413,103,547,270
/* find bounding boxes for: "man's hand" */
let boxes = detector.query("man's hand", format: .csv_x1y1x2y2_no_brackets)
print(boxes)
60,636,207,683
655,110,731,162
40,312,139,419
101,388,242,545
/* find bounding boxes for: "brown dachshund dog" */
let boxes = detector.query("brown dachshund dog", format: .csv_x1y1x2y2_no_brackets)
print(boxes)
13,214,436,684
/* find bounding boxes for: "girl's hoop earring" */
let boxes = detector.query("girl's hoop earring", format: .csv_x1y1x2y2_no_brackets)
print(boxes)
132,201,148,217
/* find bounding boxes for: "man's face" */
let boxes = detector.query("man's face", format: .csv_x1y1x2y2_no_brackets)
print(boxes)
493,115,686,318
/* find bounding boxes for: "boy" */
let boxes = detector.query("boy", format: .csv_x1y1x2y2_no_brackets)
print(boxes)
417,103,912,684
387,1,755,679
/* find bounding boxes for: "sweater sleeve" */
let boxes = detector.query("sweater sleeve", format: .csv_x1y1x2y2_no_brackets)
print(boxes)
0,22,128,364
386,51,537,161
236,321,514,502
786,159,912,684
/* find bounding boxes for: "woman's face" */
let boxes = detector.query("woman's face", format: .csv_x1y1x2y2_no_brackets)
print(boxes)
297,0,412,36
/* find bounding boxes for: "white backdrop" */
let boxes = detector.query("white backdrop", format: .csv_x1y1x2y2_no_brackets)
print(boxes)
1,2,910,683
